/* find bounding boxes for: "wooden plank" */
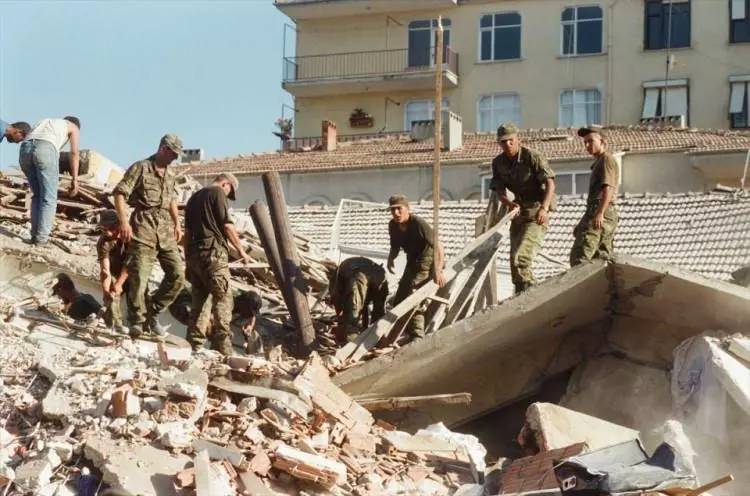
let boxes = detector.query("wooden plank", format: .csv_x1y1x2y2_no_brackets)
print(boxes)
210,377,311,419
355,393,471,411
337,210,516,363
443,248,498,327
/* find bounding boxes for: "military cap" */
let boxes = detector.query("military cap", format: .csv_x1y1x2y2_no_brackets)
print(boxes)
215,172,239,201
388,194,410,208
98,209,120,227
577,126,607,139
497,122,520,140
160,133,183,156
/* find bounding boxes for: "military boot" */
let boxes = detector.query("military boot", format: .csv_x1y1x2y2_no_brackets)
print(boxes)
212,337,234,356
146,313,168,338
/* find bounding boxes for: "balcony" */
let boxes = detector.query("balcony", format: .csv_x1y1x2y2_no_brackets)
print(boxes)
282,47,459,97
275,0,458,20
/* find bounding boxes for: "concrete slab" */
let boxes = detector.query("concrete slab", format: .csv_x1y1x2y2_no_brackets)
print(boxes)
524,402,640,452
84,435,191,496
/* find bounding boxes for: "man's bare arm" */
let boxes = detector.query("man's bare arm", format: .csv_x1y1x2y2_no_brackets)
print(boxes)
169,199,183,242
114,194,133,242
225,223,251,262
67,122,80,197
593,185,614,230
535,178,555,225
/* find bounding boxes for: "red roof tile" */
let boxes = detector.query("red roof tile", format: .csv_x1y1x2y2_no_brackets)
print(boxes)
178,126,750,177
496,442,586,494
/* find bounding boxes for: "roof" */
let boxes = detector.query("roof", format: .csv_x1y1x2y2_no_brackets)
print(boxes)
287,190,750,282
178,126,750,177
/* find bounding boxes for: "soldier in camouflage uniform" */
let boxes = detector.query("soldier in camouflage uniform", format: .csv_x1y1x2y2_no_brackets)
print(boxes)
570,127,619,265
96,210,129,334
184,173,252,355
329,257,388,342
490,123,556,294
387,195,446,339
113,134,185,337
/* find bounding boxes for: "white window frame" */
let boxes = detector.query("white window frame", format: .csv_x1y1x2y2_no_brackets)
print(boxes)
558,88,602,127
556,170,592,195
480,174,493,201
729,75,750,128
404,98,449,131
560,5,604,56
478,11,522,62
477,93,521,132
641,79,689,121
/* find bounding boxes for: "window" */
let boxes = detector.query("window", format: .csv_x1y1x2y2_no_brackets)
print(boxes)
405,99,449,131
478,94,521,132
644,0,690,50
730,77,750,128
561,6,603,55
556,171,592,195
642,80,689,122
408,19,451,67
559,89,602,127
481,175,493,201
731,0,750,43
479,12,521,61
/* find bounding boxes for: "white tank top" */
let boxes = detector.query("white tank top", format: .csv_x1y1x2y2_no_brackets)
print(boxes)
28,118,70,152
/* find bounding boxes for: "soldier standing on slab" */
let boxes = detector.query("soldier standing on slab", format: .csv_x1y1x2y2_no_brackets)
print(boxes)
570,127,619,265
113,134,185,337
490,123,556,294
387,195,446,339
329,256,388,342
184,173,252,355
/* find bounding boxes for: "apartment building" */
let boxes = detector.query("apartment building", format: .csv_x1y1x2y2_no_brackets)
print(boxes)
276,0,750,137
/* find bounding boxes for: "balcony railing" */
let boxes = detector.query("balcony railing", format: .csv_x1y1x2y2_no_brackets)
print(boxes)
283,47,459,83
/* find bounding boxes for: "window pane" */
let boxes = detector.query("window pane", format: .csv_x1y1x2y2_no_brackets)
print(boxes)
409,20,431,29
577,20,602,54
575,173,591,195
478,95,492,110
496,12,521,26
562,8,574,21
557,174,573,195
645,9,664,49
560,91,573,105
562,23,575,54
578,6,602,19
494,26,521,59
480,14,492,28
480,30,492,60
560,104,574,127
669,3,691,48
732,19,750,43
479,108,493,132
408,29,431,66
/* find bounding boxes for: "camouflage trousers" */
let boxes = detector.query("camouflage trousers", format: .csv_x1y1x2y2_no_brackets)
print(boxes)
103,293,124,328
509,207,548,292
340,271,387,335
393,261,432,338
126,240,184,326
186,247,233,354
570,206,619,266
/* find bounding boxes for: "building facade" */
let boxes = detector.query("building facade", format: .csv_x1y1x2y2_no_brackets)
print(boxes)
276,0,750,137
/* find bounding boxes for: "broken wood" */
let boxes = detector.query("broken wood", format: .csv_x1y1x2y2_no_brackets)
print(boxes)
354,392,472,411
273,442,347,488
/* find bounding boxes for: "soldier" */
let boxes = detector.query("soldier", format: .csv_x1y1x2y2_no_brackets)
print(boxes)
570,127,619,265
387,194,445,339
328,256,388,342
489,123,556,294
113,134,185,337
183,173,252,355
96,210,129,334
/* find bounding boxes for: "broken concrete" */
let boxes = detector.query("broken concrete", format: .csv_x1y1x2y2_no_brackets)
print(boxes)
42,383,73,419
523,402,640,452
159,366,208,400
84,435,191,496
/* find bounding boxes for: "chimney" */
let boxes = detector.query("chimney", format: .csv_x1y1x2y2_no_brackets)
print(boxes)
322,120,337,151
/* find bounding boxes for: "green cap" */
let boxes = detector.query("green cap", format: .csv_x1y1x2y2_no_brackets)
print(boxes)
497,122,520,140
388,194,409,208
215,172,239,201
160,133,183,156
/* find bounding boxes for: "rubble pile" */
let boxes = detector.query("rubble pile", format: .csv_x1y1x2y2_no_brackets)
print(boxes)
0,309,486,495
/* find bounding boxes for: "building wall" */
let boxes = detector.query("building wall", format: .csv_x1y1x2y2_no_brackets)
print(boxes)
286,0,750,137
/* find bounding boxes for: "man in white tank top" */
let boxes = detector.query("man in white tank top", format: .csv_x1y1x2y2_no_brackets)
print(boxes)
19,116,80,245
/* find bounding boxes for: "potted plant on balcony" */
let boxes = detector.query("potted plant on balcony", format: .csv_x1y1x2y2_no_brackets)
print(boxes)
273,117,293,141
349,108,374,128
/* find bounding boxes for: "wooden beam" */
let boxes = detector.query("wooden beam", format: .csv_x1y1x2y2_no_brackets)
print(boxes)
262,172,316,354
433,16,444,280
355,392,471,411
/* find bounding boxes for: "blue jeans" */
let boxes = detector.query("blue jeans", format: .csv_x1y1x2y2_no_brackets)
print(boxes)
19,140,59,244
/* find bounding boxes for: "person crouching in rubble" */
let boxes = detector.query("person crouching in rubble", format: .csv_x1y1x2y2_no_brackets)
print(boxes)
52,273,102,321
387,194,446,339
96,209,129,334
328,257,388,342
169,288,264,354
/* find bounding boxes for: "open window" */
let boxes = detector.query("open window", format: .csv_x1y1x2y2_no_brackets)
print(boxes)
730,76,750,128
641,80,689,123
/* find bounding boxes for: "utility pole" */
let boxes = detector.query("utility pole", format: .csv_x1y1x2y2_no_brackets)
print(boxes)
433,17,443,277
663,0,674,120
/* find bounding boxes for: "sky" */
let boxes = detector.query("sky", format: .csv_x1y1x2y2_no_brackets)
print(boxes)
0,0,293,170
